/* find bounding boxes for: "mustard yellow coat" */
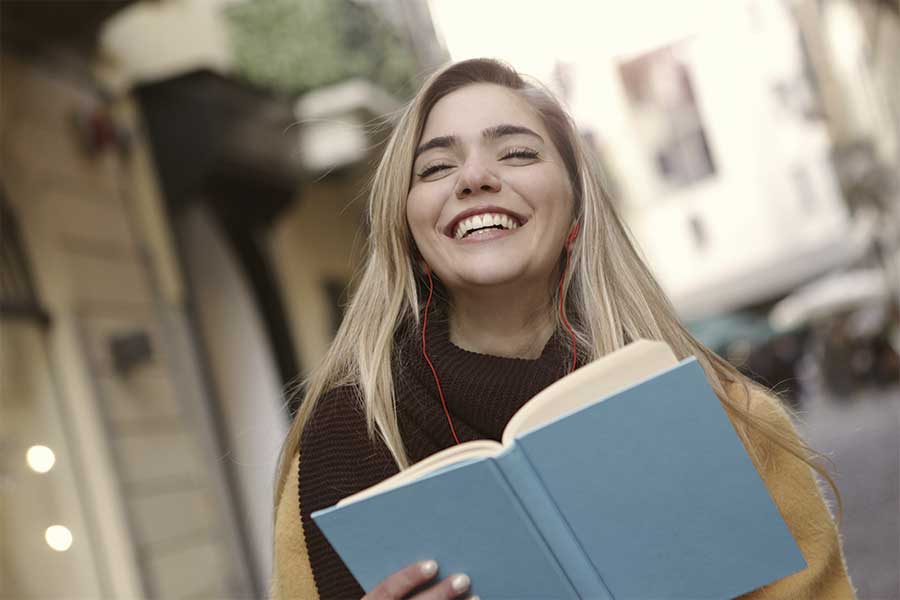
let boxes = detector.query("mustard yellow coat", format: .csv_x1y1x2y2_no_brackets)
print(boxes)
271,387,857,600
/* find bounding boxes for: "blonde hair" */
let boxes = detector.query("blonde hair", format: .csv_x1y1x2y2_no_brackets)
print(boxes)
274,58,839,515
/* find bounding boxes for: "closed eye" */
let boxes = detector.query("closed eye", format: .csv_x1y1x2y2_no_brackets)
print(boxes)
418,162,454,179
500,147,540,161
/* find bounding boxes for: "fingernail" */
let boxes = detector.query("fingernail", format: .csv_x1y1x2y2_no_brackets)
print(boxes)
420,560,438,576
450,574,470,592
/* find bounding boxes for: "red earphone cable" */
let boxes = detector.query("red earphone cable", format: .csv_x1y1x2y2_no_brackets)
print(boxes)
423,233,577,446
560,232,578,373
422,266,462,445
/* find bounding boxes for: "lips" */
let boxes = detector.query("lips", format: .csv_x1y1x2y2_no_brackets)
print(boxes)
444,206,527,239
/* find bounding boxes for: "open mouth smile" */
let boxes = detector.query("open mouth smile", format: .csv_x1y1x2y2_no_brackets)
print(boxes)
446,208,527,240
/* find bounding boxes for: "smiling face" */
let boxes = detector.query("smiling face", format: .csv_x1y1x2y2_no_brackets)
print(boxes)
407,83,575,301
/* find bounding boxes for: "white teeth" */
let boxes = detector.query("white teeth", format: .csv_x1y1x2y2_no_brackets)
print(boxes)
453,212,520,239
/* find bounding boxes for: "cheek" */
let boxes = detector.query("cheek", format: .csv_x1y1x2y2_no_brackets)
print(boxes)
407,188,445,233
406,191,437,249
526,172,574,221
405,192,425,232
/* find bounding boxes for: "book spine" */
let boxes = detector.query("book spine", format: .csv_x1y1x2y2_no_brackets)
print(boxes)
496,444,614,600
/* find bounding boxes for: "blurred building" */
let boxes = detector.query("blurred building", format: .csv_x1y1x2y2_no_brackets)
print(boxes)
793,0,900,307
0,1,446,598
794,0,899,164
498,0,894,325
558,0,877,320
6,1,893,598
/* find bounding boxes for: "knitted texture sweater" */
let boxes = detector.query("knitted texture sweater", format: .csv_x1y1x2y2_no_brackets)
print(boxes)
271,320,856,599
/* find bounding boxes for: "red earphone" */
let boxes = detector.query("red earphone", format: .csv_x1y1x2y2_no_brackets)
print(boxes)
560,222,579,372
422,264,461,445
422,220,580,445
566,222,580,247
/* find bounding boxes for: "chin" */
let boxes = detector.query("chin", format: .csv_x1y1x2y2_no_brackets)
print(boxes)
450,262,531,289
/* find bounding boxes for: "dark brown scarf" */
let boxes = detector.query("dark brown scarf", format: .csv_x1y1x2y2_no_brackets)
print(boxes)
297,316,572,598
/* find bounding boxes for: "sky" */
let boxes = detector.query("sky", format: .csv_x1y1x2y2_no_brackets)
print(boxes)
426,0,732,82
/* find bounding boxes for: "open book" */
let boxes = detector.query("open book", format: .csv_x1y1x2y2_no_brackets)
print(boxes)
312,340,806,599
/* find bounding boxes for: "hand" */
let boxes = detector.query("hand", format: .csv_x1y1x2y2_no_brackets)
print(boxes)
363,560,477,600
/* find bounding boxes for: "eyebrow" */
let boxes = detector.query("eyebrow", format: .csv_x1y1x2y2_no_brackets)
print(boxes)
414,124,544,159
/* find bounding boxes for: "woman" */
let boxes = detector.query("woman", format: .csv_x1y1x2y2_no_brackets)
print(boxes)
272,59,855,600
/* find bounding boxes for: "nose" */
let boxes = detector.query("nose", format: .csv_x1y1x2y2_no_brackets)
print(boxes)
454,158,501,199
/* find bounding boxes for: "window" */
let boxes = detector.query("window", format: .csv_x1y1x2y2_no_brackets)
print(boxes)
619,43,716,188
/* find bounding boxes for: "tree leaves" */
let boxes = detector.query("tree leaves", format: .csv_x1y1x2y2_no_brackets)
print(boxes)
224,0,417,98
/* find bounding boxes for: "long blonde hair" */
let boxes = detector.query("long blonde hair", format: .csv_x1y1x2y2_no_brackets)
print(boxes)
274,58,839,514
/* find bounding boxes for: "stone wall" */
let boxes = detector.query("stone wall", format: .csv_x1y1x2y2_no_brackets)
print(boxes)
1,51,255,599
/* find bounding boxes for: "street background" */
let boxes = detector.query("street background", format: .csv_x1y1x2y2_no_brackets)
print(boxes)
1,1,898,598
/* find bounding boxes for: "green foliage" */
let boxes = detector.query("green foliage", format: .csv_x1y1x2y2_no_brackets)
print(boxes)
224,0,418,97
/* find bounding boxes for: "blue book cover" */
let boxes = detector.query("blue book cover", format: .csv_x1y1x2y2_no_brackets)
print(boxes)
312,352,807,599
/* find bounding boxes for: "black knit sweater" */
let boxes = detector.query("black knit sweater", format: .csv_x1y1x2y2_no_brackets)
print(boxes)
297,316,573,598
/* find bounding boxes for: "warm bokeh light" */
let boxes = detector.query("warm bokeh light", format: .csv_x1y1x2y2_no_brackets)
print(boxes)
26,445,56,474
45,525,73,552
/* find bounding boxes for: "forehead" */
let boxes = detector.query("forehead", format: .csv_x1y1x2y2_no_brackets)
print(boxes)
420,83,545,140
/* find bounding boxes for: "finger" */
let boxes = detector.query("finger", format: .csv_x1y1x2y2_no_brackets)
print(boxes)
412,572,472,600
366,560,438,599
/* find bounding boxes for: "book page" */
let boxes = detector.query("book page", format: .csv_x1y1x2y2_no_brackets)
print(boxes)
337,439,502,506
502,340,678,445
